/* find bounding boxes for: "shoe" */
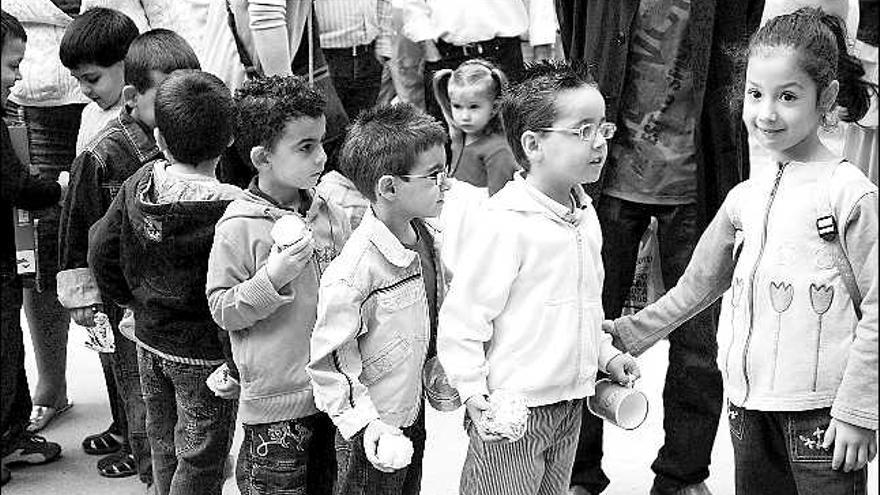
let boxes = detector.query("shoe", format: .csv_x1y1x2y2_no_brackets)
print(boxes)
97,451,137,478
27,402,73,433
651,482,714,495
1,464,10,486
2,433,61,465
82,428,124,455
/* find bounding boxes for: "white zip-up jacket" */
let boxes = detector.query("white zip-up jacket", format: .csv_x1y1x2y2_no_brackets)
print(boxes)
613,159,878,430
438,174,620,407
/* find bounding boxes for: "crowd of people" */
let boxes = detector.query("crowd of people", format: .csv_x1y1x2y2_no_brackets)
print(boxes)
1,1,877,495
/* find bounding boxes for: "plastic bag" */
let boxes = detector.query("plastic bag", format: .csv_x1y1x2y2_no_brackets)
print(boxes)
78,311,115,353
622,217,665,315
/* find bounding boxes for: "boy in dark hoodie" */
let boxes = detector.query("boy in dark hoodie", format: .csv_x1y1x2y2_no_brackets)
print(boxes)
88,69,242,495
206,74,350,495
57,28,201,484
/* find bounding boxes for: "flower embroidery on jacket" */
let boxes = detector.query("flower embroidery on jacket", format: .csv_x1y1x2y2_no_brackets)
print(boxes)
768,281,793,389
809,284,834,391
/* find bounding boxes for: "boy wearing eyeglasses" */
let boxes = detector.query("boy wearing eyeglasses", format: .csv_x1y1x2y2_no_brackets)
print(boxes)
307,103,449,495
437,60,639,495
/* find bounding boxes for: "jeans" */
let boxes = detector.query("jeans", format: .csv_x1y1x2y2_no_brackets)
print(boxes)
1,276,31,453
15,103,84,409
138,347,237,495
235,413,336,495
334,408,425,495
461,400,582,495
324,43,384,121
727,404,868,495
571,196,724,494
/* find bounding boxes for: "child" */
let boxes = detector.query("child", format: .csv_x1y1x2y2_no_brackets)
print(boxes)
307,103,449,495
88,70,242,495
58,7,139,155
1,9,65,486
607,8,877,494
433,58,517,195
437,60,640,495
56,29,201,484
205,75,350,495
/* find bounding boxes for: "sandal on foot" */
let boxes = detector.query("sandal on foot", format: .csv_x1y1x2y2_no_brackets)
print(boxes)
97,451,137,478
82,429,123,455
27,402,73,433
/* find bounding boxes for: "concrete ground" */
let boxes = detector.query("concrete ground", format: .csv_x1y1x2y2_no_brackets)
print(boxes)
5,323,877,495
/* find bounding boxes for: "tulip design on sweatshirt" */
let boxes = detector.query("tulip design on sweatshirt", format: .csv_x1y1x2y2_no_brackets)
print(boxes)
809,284,834,391
723,278,745,380
769,281,793,389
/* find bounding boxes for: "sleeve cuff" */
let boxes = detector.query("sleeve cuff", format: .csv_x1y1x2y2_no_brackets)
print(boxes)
249,266,296,307
335,400,381,440
56,268,102,309
455,380,490,406
831,403,879,431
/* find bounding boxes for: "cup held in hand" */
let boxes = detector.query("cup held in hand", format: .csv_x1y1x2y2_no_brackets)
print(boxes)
587,378,648,430
271,215,308,250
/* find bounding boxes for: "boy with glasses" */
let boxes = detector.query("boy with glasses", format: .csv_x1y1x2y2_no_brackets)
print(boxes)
437,60,639,495
308,103,448,495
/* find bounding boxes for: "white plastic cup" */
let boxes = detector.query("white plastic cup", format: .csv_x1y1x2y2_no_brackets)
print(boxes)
587,378,649,430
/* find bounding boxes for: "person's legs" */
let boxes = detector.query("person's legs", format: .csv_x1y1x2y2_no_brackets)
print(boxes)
19,104,83,415
727,404,798,495
537,400,582,495
236,416,320,495
164,359,236,495
324,44,384,120
306,412,336,495
785,408,869,495
570,196,650,494
139,346,178,495
111,330,151,484
649,203,723,494
1,278,31,448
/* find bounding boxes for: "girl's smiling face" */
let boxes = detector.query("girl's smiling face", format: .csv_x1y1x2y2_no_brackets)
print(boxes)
742,46,836,161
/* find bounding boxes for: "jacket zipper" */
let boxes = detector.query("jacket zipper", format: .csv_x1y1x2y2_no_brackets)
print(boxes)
574,225,585,379
742,162,787,403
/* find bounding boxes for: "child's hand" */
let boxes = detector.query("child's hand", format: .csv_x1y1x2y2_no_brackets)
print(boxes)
70,304,101,327
266,232,314,291
606,353,640,387
822,418,878,472
206,363,240,400
464,395,506,443
363,419,401,472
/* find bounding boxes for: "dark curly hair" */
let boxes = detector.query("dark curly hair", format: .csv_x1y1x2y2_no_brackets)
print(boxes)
234,75,327,156
1,10,26,45
500,59,598,171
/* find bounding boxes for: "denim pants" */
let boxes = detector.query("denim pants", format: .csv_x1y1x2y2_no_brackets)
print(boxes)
334,408,426,495
461,399,582,495
138,347,237,495
1,276,31,452
235,413,336,495
571,196,724,494
324,43,384,121
727,404,868,495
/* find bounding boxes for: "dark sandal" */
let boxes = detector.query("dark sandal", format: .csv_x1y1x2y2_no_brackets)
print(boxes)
97,451,137,478
82,429,123,455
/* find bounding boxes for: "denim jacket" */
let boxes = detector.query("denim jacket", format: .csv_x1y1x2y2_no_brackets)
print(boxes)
612,159,878,430
307,209,446,440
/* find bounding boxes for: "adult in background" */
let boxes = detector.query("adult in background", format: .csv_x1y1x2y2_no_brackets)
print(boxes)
554,0,764,494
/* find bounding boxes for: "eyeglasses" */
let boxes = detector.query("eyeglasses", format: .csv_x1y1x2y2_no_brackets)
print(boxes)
539,122,617,143
397,170,448,186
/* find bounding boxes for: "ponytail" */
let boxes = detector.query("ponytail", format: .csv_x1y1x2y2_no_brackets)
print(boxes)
816,12,875,122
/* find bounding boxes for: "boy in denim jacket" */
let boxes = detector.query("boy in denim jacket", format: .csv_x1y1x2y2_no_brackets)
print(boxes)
57,29,200,484
437,60,640,495
89,70,242,495
307,103,448,495
205,75,351,495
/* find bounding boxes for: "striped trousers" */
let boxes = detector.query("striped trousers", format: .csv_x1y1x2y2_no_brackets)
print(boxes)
460,399,583,495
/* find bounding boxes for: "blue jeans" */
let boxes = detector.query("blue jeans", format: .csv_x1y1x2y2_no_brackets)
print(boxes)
138,347,237,495
334,408,425,495
727,404,868,495
572,196,724,494
1,276,30,451
235,413,336,495
324,42,384,121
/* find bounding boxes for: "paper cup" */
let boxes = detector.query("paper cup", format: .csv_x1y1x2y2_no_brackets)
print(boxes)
422,356,462,411
587,378,648,430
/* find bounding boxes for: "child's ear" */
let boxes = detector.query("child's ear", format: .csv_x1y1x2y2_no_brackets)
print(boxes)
376,175,396,201
122,85,138,107
520,130,542,162
819,80,840,114
249,145,271,171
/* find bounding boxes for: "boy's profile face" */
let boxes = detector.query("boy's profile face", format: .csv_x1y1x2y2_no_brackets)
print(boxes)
262,115,328,191
71,61,125,110
393,144,449,219
534,85,608,185
127,70,170,130
1,36,25,109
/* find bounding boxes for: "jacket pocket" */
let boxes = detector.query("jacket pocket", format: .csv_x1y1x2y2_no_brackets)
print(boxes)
360,337,412,386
